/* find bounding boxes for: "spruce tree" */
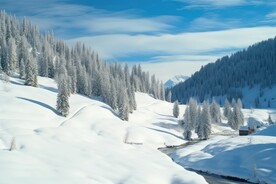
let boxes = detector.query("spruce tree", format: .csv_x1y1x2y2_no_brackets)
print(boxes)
223,99,231,118
118,87,129,121
173,100,179,118
56,74,70,117
19,58,25,79
268,115,273,125
210,98,222,124
197,101,212,140
25,52,37,87
188,98,198,129
183,107,193,140
166,90,172,102
228,103,244,130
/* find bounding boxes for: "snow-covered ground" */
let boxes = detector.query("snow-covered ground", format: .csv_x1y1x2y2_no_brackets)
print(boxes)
171,115,276,184
0,76,207,184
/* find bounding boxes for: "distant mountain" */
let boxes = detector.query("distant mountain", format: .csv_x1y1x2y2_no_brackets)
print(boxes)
164,75,189,88
171,37,276,108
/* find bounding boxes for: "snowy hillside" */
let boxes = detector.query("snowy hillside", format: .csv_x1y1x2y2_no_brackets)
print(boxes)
164,75,189,88
0,76,207,184
171,109,276,184
197,85,276,109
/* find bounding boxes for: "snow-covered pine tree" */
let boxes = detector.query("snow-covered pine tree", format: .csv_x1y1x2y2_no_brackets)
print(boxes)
235,102,244,128
188,98,198,129
118,87,129,121
19,58,25,79
173,100,179,118
268,114,273,125
131,84,137,111
24,52,37,87
197,101,212,140
166,90,172,102
223,98,231,118
7,37,17,74
210,98,222,124
228,103,244,130
194,106,201,134
109,79,118,110
160,81,165,100
231,98,236,107
183,106,193,140
237,98,243,109
56,73,70,117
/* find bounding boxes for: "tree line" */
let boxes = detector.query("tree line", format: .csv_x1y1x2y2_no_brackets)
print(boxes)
0,11,165,120
171,37,276,106
173,98,244,140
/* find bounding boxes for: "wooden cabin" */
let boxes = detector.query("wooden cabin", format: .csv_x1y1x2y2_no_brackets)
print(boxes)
239,126,255,136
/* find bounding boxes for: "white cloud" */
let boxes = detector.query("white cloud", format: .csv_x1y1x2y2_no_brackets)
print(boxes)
174,0,248,8
265,11,276,20
189,16,241,31
67,26,276,60
140,60,210,81
1,0,178,36
67,26,276,80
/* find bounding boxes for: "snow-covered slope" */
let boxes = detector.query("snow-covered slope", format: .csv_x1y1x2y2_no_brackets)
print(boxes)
0,76,207,184
171,109,276,184
207,85,276,109
164,75,189,88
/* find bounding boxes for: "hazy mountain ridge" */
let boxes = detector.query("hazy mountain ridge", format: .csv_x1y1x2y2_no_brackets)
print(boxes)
164,75,189,88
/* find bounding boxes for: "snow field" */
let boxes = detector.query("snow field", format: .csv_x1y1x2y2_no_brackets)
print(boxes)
0,77,207,184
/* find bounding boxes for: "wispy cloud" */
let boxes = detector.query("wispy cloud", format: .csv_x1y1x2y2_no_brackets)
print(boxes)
67,26,276,60
1,0,179,38
174,0,263,9
188,16,241,31
266,12,276,19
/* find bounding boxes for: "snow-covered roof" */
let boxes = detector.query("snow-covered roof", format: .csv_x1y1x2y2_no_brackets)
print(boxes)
239,126,249,131
247,117,264,129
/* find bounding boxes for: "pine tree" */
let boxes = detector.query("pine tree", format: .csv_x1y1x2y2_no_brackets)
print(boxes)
166,90,172,102
188,98,198,129
268,114,273,125
223,98,231,118
237,98,243,109
228,103,244,130
197,101,212,140
7,37,17,74
173,100,179,118
56,74,70,117
19,58,25,79
183,107,193,140
210,98,222,124
109,78,118,110
195,106,201,134
25,52,37,87
118,87,129,121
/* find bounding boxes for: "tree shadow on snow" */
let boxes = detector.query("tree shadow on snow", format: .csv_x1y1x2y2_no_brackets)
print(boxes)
147,127,184,140
100,105,119,118
10,80,24,86
38,84,58,93
17,97,58,114
153,121,179,130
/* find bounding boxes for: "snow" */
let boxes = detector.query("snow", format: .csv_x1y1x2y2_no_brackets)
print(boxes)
0,76,207,184
171,109,276,184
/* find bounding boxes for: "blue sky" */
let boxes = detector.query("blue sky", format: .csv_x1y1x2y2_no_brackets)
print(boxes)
2,0,276,80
